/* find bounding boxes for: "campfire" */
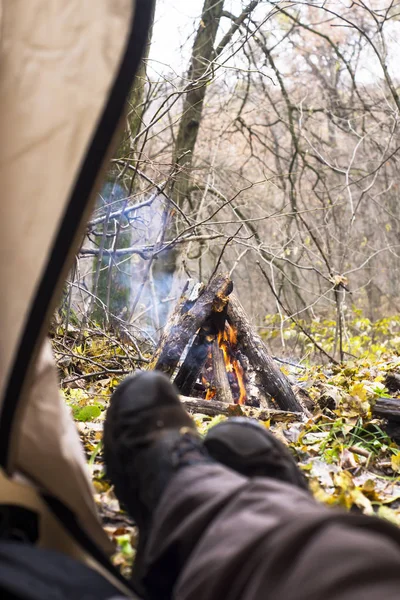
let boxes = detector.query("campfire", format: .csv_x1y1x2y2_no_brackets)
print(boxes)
149,273,305,415
202,323,247,404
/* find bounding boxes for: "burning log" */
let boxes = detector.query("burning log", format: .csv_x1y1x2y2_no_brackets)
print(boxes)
211,338,234,404
173,324,213,396
149,273,304,414
227,293,303,413
149,279,195,370
237,349,268,408
150,274,233,377
216,323,247,405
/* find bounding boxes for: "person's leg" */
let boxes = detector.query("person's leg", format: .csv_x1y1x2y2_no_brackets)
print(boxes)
103,371,210,597
104,372,400,600
145,463,400,600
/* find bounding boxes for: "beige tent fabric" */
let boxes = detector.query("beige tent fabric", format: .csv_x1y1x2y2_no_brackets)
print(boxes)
0,465,133,595
0,0,133,437
0,0,135,560
16,339,114,555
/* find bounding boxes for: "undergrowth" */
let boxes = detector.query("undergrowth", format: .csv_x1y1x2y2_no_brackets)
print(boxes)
55,310,400,573
262,310,400,362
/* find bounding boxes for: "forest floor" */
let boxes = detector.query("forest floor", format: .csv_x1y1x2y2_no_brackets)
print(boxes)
53,325,400,576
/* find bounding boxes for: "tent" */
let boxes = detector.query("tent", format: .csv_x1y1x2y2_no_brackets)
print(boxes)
0,1,154,596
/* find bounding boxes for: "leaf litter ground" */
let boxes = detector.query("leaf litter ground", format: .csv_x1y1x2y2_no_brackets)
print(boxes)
54,331,400,575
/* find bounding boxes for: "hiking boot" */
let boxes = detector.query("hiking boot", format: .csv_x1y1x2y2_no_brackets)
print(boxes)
103,371,209,593
203,417,308,490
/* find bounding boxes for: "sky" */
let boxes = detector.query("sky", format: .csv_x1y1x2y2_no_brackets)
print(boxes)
150,0,206,74
149,0,250,76
148,1,399,88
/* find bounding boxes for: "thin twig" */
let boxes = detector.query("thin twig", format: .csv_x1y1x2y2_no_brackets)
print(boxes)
257,261,338,365
208,224,244,284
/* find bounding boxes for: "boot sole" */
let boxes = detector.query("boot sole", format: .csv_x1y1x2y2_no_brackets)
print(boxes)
204,417,308,490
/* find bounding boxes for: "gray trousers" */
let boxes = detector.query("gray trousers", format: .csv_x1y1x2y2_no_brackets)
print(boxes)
142,463,400,600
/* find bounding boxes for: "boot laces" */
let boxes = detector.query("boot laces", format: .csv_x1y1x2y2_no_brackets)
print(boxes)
171,430,210,468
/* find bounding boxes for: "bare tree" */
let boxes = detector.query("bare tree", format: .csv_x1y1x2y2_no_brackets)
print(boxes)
62,0,400,363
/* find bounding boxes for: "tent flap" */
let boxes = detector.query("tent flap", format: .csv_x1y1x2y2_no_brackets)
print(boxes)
0,0,154,576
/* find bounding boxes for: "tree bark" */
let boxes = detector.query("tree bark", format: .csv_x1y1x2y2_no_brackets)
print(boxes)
152,0,226,321
227,293,303,413
171,0,225,207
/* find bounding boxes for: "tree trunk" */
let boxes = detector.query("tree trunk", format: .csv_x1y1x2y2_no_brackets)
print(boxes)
92,3,156,324
152,0,225,323
171,0,225,207
116,2,156,159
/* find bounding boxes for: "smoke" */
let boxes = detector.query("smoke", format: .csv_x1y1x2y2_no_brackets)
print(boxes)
71,180,188,340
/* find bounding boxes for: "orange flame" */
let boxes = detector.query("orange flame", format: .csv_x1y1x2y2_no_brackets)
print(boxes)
218,323,246,405
205,387,216,400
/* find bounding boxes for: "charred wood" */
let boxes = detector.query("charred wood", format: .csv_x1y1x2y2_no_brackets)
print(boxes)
174,325,212,396
384,372,400,395
149,280,196,370
237,349,268,409
151,273,233,377
211,338,234,404
227,293,303,413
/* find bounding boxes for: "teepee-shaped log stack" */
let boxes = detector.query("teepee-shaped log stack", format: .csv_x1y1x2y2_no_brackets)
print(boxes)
149,274,304,415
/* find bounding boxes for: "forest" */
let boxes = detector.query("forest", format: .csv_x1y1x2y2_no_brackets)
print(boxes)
54,0,400,572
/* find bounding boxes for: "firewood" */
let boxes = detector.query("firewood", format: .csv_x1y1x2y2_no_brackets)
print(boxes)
179,396,400,427
373,397,400,422
150,273,233,377
237,349,268,408
227,293,303,413
384,372,400,395
179,395,302,422
211,338,234,404
149,279,196,369
174,325,212,395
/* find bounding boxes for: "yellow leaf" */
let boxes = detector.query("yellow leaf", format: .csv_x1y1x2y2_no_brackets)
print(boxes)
361,479,376,494
391,453,400,473
378,505,400,526
349,382,367,402
351,488,373,515
334,470,354,491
